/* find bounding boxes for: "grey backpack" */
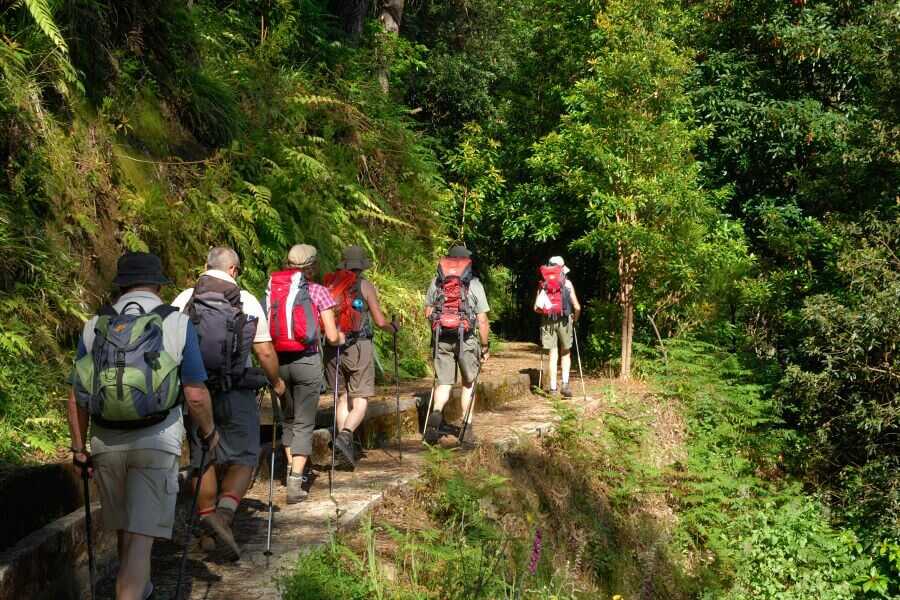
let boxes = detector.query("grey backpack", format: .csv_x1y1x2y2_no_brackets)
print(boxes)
185,275,258,391
73,302,181,428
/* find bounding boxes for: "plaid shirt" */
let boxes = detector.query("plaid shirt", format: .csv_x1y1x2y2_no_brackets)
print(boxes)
308,282,337,313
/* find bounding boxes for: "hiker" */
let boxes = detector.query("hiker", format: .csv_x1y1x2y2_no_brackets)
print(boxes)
265,244,345,503
534,256,581,397
171,247,286,559
67,252,218,600
423,245,491,446
323,245,401,467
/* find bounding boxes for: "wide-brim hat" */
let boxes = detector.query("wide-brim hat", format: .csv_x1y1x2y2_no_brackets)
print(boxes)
286,244,318,268
448,245,472,258
112,252,170,287
338,245,372,270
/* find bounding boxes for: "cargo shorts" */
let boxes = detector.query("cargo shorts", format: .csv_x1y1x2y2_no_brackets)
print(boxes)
541,316,574,351
324,338,376,399
188,387,260,469
93,449,180,539
433,334,482,385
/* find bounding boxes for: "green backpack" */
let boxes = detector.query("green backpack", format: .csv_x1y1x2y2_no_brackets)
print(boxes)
73,302,182,429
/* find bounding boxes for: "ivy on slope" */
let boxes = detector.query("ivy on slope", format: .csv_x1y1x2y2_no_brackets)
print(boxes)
642,341,899,599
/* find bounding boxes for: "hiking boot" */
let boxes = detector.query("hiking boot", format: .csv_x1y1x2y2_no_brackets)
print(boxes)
439,420,462,439
286,474,308,504
333,430,357,469
199,534,216,552
216,505,236,527
561,383,573,398
200,511,241,560
423,410,443,445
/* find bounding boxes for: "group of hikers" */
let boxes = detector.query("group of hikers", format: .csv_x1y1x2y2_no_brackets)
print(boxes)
65,243,581,600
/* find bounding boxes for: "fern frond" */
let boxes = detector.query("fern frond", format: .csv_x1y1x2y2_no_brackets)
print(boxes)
21,0,69,56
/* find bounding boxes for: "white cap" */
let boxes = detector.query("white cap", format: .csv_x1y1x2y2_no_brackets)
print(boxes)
549,256,570,274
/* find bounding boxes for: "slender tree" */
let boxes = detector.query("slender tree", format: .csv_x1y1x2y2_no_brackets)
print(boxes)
530,0,737,379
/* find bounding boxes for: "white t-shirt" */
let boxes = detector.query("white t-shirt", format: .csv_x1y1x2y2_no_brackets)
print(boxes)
172,269,272,343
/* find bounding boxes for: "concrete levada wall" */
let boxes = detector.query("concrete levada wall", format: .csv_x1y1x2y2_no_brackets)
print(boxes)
0,501,115,600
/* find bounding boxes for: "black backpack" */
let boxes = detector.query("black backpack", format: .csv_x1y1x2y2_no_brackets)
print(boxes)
185,275,258,391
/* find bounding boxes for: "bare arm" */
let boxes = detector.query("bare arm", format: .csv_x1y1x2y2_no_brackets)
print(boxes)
253,341,285,395
362,281,397,333
320,308,347,346
569,284,582,320
477,312,490,360
67,388,89,451
533,288,543,314
183,383,215,437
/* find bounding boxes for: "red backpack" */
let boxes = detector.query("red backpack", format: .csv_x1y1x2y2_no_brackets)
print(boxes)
265,269,321,353
539,264,571,318
324,269,366,336
430,257,475,336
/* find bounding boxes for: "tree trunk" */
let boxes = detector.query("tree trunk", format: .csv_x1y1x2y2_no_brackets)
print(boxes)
341,0,370,40
377,0,404,93
617,212,638,381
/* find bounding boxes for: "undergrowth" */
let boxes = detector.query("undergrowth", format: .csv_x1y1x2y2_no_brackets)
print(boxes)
0,1,455,463
282,341,900,598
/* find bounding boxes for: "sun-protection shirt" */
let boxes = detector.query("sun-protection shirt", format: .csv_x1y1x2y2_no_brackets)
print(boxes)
73,290,207,456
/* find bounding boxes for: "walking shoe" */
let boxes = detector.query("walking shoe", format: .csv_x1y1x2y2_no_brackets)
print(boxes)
286,474,308,504
333,430,357,469
199,534,216,552
200,511,241,560
216,505,236,527
561,383,573,398
439,420,462,439
423,410,443,445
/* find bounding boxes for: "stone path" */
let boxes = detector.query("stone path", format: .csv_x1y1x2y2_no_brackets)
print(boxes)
93,342,561,599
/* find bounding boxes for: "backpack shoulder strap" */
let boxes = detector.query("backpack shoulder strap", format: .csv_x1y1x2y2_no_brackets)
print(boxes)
97,304,118,317
152,304,179,320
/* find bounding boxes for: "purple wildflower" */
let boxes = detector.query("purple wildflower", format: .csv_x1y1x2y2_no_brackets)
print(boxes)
528,528,543,575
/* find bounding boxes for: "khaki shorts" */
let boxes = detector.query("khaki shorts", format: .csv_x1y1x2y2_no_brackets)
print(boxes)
93,449,179,539
541,317,573,351
324,339,376,398
433,334,481,385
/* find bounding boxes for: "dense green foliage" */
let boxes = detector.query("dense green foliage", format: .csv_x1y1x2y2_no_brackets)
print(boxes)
0,0,446,462
2,0,899,592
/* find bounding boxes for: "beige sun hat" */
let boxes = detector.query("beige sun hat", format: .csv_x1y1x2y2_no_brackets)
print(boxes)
286,244,318,268
548,255,570,274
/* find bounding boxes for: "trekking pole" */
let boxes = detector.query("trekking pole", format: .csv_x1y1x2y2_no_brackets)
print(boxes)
538,346,544,391
265,386,283,560
75,455,96,600
458,361,483,448
422,332,439,436
330,344,342,501
392,316,402,462
573,319,588,402
176,440,209,600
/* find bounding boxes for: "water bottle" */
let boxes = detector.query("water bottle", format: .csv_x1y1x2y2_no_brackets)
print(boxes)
351,297,364,312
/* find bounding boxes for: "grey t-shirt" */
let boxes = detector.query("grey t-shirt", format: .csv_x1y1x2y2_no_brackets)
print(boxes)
425,277,491,315
78,291,190,456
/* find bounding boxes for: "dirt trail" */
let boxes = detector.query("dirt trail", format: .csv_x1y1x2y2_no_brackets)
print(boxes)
94,342,566,599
